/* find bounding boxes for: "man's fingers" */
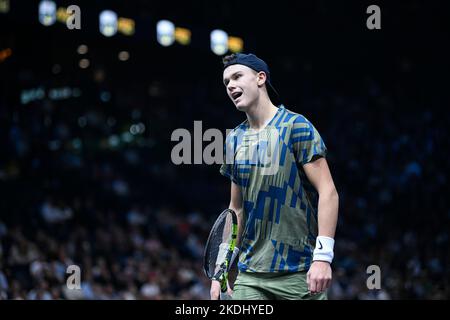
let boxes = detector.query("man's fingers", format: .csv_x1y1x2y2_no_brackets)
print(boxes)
321,275,332,292
312,276,332,294
309,277,317,293
227,281,233,297
323,279,330,291
317,278,325,292
325,278,332,290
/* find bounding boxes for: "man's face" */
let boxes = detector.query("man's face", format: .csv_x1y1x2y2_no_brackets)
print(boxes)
223,64,260,111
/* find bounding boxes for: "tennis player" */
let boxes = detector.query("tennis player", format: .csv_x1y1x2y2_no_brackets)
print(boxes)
210,53,339,300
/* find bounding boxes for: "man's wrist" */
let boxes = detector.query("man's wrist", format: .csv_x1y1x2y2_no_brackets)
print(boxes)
312,236,335,264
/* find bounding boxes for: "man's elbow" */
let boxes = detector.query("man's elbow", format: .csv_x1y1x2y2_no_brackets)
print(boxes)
331,187,339,202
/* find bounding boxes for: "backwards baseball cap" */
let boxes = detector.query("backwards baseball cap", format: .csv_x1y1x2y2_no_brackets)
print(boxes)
223,53,280,102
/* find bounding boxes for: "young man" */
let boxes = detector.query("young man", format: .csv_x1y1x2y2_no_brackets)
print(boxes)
210,53,339,300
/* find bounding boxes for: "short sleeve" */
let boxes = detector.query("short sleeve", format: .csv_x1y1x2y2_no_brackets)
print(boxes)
291,115,327,165
220,131,238,184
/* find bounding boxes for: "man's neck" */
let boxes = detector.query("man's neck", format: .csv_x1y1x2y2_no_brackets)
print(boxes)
246,99,279,130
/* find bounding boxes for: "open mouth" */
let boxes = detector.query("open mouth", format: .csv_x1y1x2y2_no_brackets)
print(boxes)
231,91,243,101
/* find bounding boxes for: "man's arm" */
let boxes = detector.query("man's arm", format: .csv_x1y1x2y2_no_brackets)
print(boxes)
303,157,339,294
304,157,339,238
210,181,243,300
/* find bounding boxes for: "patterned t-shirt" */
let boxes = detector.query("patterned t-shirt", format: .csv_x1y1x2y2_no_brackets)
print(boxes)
220,105,327,272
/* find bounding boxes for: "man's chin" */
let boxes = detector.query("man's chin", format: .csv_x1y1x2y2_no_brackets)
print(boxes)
235,103,248,112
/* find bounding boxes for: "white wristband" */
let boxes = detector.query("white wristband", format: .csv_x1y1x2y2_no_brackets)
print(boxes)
312,236,335,263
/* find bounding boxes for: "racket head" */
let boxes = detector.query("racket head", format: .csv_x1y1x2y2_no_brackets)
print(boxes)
203,208,238,281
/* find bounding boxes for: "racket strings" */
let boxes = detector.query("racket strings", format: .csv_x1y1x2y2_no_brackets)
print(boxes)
204,211,234,278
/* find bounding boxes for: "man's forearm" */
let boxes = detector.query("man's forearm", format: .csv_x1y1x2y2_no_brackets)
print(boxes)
317,188,339,238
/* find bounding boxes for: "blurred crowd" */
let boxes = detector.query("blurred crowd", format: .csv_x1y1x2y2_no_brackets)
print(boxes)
0,205,212,300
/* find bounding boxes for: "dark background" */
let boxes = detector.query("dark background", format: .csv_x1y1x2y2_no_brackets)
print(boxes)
0,0,448,299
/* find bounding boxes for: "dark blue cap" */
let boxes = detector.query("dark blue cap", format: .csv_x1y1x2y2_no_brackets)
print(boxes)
223,53,279,101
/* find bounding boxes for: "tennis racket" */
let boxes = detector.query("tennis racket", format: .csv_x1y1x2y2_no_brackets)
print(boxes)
203,208,238,296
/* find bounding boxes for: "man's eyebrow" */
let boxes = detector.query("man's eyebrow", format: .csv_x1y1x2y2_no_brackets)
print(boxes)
223,71,241,84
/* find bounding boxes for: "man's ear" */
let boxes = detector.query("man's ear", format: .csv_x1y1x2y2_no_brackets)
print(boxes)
257,71,267,87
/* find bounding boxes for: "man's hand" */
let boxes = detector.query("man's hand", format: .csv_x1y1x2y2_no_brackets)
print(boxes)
210,280,221,300
226,281,233,297
210,279,233,300
307,261,332,294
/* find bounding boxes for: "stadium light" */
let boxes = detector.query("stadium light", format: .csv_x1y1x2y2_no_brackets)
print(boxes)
228,36,244,53
0,48,12,63
210,29,228,55
77,45,88,55
156,20,175,47
118,51,129,61
118,18,135,36
99,10,118,37
175,27,191,45
56,6,69,24
39,0,56,26
79,59,90,69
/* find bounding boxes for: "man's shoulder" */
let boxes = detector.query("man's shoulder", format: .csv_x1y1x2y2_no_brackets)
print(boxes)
226,119,248,139
279,105,310,126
